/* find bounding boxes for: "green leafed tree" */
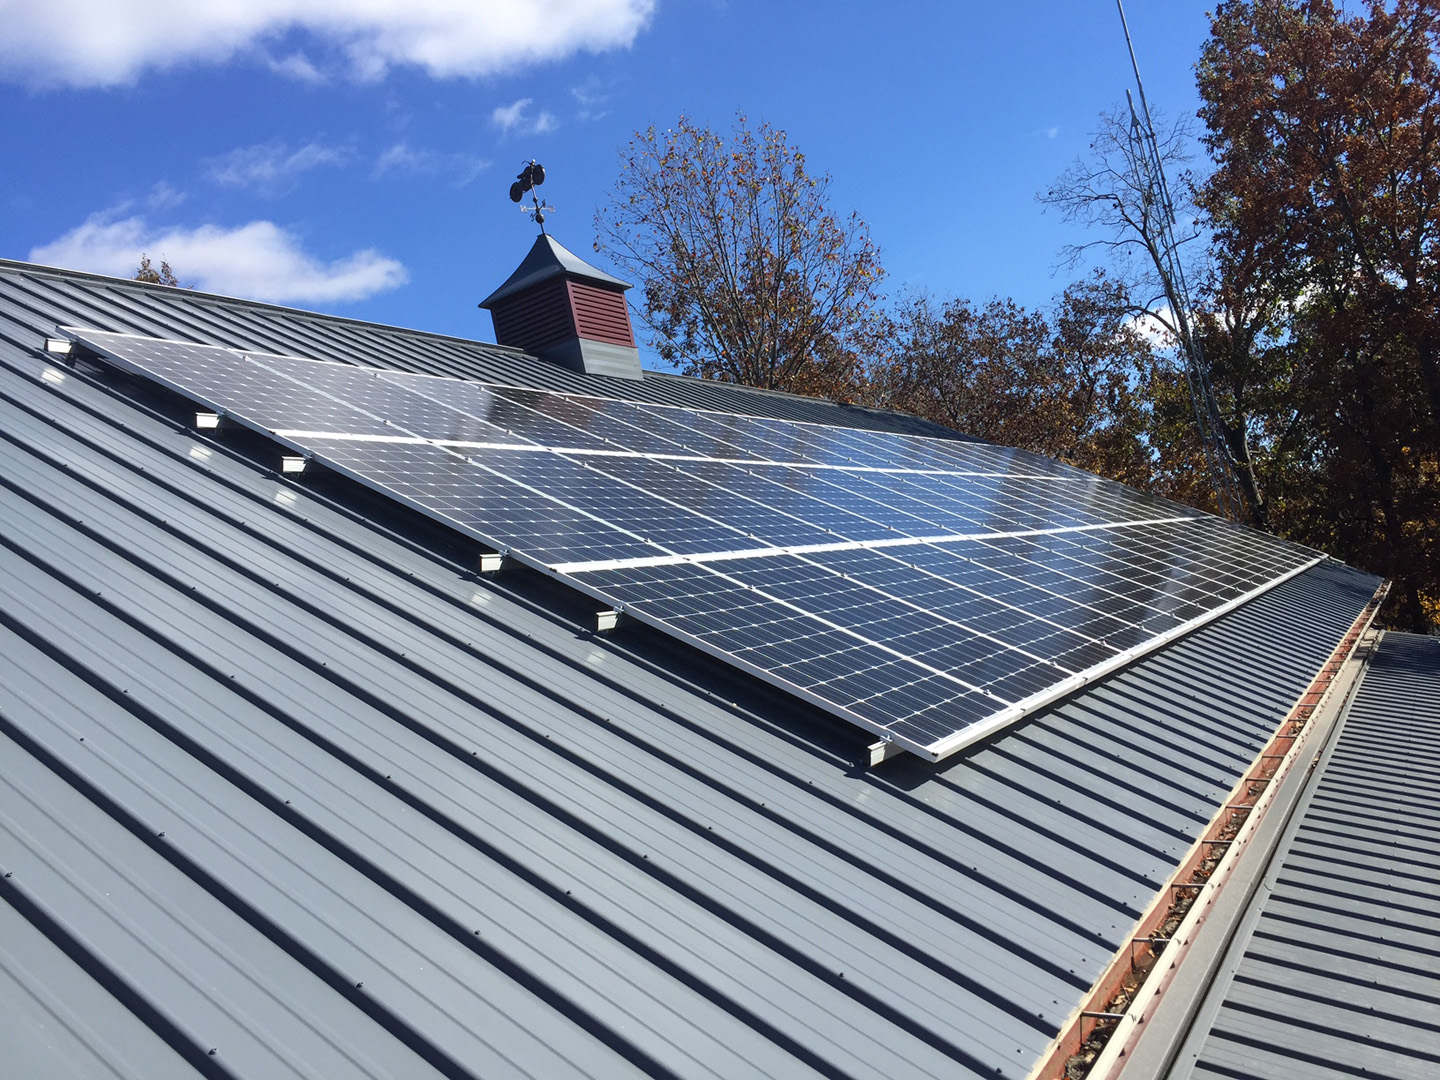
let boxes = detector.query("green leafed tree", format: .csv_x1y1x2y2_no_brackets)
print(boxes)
595,114,885,401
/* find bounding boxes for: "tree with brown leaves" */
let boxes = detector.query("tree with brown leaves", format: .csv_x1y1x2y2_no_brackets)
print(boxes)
133,253,181,287
872,273,1159,489
1199,0,1440,629
595,114,885,401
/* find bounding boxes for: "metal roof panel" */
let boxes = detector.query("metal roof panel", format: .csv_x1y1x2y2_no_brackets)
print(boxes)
0,261,1388,1079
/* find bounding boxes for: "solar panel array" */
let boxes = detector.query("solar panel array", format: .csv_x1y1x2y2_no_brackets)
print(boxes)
70,328,1325,759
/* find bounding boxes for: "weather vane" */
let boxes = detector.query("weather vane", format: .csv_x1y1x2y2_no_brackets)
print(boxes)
508,160,553,233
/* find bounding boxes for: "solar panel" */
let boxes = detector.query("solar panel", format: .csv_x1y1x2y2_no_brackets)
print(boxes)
69,327,1326,760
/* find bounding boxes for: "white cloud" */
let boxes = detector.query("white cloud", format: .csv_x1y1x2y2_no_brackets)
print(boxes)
263,50,325,83
491,97,557,136
146,181,187,210
571,78,613,121
29,212,407,304
0,0,655,88
373,141,488,186
491,98,531,133
205,140,350,194
1127,306,1177,346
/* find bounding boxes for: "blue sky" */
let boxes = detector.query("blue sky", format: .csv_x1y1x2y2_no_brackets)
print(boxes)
0,1,1214,368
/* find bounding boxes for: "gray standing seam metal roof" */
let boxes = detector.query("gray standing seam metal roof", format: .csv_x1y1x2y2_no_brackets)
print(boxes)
1181,631,1440,1080
0,260,1383,1079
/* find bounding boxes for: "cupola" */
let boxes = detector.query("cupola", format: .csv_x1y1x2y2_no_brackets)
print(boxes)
480,234,643,380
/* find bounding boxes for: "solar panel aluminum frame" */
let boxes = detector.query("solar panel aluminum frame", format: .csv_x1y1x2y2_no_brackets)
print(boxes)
65,327,1330,762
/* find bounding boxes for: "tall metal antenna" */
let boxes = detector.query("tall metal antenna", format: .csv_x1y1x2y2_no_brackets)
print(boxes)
1117,0,1243,521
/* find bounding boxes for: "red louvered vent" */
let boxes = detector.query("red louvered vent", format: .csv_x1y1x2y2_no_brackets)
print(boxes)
568,281,635,348
490,278,576,353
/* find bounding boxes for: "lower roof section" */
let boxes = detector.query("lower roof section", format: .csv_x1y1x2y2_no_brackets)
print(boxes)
0,272,1385,1078
1174,631,1440,1080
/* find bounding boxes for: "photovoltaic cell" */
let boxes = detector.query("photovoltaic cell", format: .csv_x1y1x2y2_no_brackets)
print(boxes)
377,373,614,451
72,331,399,436
301,439,663,566
250,353,527,445
69,326,1328,760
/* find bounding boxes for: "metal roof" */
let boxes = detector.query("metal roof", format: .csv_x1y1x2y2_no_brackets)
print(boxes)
0,259,1384,1079
1174,630,1440,1080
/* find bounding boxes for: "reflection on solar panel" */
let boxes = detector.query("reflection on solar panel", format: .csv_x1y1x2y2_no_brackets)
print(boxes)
70,327,1326,760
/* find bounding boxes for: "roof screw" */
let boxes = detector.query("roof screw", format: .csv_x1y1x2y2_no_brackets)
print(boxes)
208,1049,217,1056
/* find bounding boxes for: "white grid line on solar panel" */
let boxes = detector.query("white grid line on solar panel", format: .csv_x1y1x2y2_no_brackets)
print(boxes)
591,554,1040,706
297,438,674,565
728,536,1152,666
67,331,407,438
798,548,1124,676
549,452,1124,554
412,378,708,457
792,468,1086,535
269,426,1197,560
372,359,984,462
550,515,1202,573
648,519,1316,683
381,362,1044,478
568,563,996,749
264,429,1066,478
367,367,622,450
250,344,753,469
571,531,1326,752
919,548,1327,756
301,436,823,560
573,551,1333,755
574,557,1009,711
243,351,563,449
712,553,1099,692
485,449,776,554
970,521,1315,617
71,326,1101,484
74,330,1192,569
835,469,1169,534
623,399,855,465
528,453,1199,568
75,327,1099,493
952,534,1235,633
805,525,1288,660
377,358,1103,479
382,364,852,466
415,373,1045,474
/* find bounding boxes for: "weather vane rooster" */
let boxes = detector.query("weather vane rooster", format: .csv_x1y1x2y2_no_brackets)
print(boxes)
509,160,552,233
